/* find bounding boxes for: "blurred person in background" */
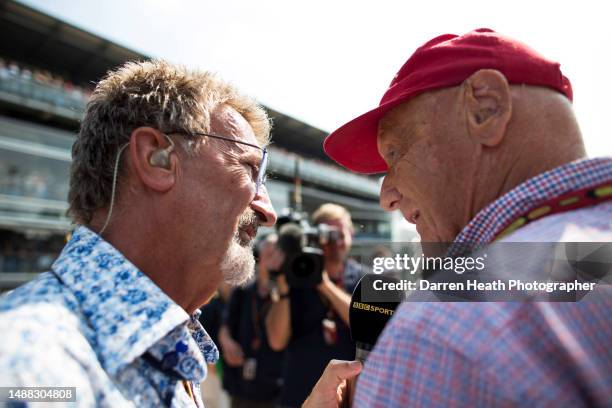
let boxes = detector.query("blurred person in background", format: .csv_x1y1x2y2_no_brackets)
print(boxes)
266,203,367,408
199,282,233,408
0,60,277,407
219,233,284,408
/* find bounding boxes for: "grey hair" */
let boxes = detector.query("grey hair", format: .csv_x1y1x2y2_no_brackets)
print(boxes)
68,59,271,225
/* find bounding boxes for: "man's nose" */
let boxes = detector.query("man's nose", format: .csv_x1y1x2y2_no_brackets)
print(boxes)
250,185,277,227
380,175,402,211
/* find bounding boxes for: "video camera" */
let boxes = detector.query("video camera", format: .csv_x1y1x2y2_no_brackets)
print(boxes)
274,208,341,288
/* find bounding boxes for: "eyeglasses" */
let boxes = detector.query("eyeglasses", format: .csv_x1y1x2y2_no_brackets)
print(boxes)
166,130,268,195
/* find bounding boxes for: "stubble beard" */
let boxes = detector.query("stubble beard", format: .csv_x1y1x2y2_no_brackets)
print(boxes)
220,209,258,286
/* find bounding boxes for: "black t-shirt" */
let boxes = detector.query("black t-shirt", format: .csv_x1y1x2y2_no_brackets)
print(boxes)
199,294,226,347
280,259,366,407
223,282,284,401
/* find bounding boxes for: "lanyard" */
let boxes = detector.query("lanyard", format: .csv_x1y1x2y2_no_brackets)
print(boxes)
493,182,612,241
250,286,271,351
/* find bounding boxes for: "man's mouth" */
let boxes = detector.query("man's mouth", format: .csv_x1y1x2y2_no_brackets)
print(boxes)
237,216,260,246
235,209,264,246
406,209,420,225
238,224,256,244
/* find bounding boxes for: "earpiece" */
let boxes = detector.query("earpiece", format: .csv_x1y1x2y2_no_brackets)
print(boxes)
148,135,176,169
99,133,176,237
149,146,172,168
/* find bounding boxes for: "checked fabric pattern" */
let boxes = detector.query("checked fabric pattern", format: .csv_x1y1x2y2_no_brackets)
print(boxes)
355,157,612,407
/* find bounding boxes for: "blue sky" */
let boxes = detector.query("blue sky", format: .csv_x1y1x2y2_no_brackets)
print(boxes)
20,0,612,155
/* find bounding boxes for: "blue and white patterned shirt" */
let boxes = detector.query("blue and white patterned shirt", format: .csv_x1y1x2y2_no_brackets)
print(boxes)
0,226,219,407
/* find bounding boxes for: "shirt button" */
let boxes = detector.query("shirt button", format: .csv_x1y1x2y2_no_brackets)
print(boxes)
175,341,188,353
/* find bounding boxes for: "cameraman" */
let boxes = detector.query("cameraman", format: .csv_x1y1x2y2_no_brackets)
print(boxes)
266,204,366,408
219,234,285,408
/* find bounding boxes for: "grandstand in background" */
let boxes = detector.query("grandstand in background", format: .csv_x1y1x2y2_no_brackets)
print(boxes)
0,0,398,290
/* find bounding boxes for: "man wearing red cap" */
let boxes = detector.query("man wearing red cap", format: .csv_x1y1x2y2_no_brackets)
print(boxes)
304,29,612,407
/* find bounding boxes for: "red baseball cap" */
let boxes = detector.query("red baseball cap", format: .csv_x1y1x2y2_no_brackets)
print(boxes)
324,28,573,174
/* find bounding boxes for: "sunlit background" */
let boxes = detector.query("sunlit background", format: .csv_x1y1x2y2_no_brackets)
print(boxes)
20,0,612,155
1,0,610,290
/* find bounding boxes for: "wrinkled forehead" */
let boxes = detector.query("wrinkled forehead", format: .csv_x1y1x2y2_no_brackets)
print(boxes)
376,90,444,150
376,101,413,151
211,104,261,147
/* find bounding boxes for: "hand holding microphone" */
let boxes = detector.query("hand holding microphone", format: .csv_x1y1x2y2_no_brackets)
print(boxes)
302,360,362,408
349,274,404,362
304,274,403,407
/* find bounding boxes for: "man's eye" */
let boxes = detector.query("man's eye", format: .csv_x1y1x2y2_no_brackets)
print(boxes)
247,163,259,179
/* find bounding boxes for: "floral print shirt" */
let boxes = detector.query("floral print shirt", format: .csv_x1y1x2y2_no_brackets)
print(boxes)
0,226,219,407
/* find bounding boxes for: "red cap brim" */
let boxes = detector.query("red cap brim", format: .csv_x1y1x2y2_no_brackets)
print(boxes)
324,29,573,175
323,98,405,174
324,82,445,174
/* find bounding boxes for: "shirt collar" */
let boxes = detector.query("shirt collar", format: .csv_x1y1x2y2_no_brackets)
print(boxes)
51,226,218,379
145,314,218,383
453,157,612,246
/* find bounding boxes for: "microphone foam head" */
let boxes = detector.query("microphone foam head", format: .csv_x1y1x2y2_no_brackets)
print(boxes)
349,274,403,351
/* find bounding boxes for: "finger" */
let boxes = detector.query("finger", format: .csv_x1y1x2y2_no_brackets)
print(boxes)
303,361,362,408
321,360,362,385
228,349,243,360
226,346,244,364
225,355,241,367
228,351,243,363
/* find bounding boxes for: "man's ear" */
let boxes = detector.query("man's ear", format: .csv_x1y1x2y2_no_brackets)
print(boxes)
129,127,177,192
463,69,512,147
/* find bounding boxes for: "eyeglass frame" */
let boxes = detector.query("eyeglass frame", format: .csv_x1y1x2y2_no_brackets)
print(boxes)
165,130,269,196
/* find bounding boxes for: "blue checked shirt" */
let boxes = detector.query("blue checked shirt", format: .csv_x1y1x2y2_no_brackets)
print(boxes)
355,157,612,407
0,226,219,407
